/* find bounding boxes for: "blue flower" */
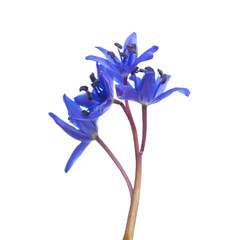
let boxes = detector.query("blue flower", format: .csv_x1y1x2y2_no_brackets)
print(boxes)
49,95,98,172
85,32,158,80
74,63,114,119
115,70,190,106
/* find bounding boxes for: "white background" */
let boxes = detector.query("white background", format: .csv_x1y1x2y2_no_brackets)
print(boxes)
0,0,240,239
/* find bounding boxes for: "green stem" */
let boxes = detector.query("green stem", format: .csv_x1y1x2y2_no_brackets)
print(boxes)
96,135,133,198
123,99,142,240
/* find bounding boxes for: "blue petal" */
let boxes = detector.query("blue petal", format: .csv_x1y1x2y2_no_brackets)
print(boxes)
133,45,158,66
70,98,112,120
74,93,101,108
65,142,90,173
96,47,120,64
49,112,93,141
63,95,100,137
153,74,171,98
98,70,114,98
116,85,139,102
151,87,190,104
123,32,138,66
86,55,119,72
124,32,137,49
131,74,142,90
137,72,156,103
87,99,112,119
63,94,83,119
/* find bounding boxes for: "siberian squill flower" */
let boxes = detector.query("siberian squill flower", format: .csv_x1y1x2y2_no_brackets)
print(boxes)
49,95,98,172
74,63,114,119
115,69,190,106
85,32,158,80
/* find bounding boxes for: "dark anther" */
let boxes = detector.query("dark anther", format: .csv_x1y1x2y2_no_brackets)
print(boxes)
126,44,137,54
79,85,88,92
128,49,136,54
114,42,123,49
139,68,147,73
157,68,164,78
161,74,168,84
90,73,96,82
145,66,154,72
131,66,139,75
82,110,90,116
107,51,115,59
120,52,128,59
86,91,92,101
91,80,100,87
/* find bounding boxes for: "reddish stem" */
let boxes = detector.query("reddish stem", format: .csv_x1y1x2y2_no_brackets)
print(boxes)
122,76,142,240
113,99,130,120
140,105,147,154
96,135,133,198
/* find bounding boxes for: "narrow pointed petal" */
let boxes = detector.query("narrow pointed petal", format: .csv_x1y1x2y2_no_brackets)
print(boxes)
124,32,138,66
133,45,159,66
86,55,119,72
98,70,114,98
138,72,156,103
96,47,120,64
132,74,142,90
124,32,137,48
49,113,92,141
154,74,171,97
116,85,139,102
81,99,112,119
65,142,90,173
74,93,100,108
151,87,190,104
63,94,83,119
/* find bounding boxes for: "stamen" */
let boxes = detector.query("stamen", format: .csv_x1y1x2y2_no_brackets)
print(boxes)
82,110,90,116
120,52,128,59
139,68,147,73
79,85,88,92
91,80,100,87
114,42,123,49
90,73,96,82
161,74,168,84
157,68,164,78
126,44,137,54
107,51,115,59
131,66,139,75
128,49,136,54
145,66,154,72
86,91,92,101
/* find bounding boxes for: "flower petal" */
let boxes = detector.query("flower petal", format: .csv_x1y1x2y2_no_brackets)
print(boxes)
96,47,120,64
49,112,92,141
133,45,158,66
63,94,83,119
124,32,137,49
87,99,112,119
116,85,139,102
123,32,138,66
137,72,156,103
65,142,90,173
85,55,119,72
154,74,171,97
151,87,190,104
63,95,100,135
74,93,100,108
